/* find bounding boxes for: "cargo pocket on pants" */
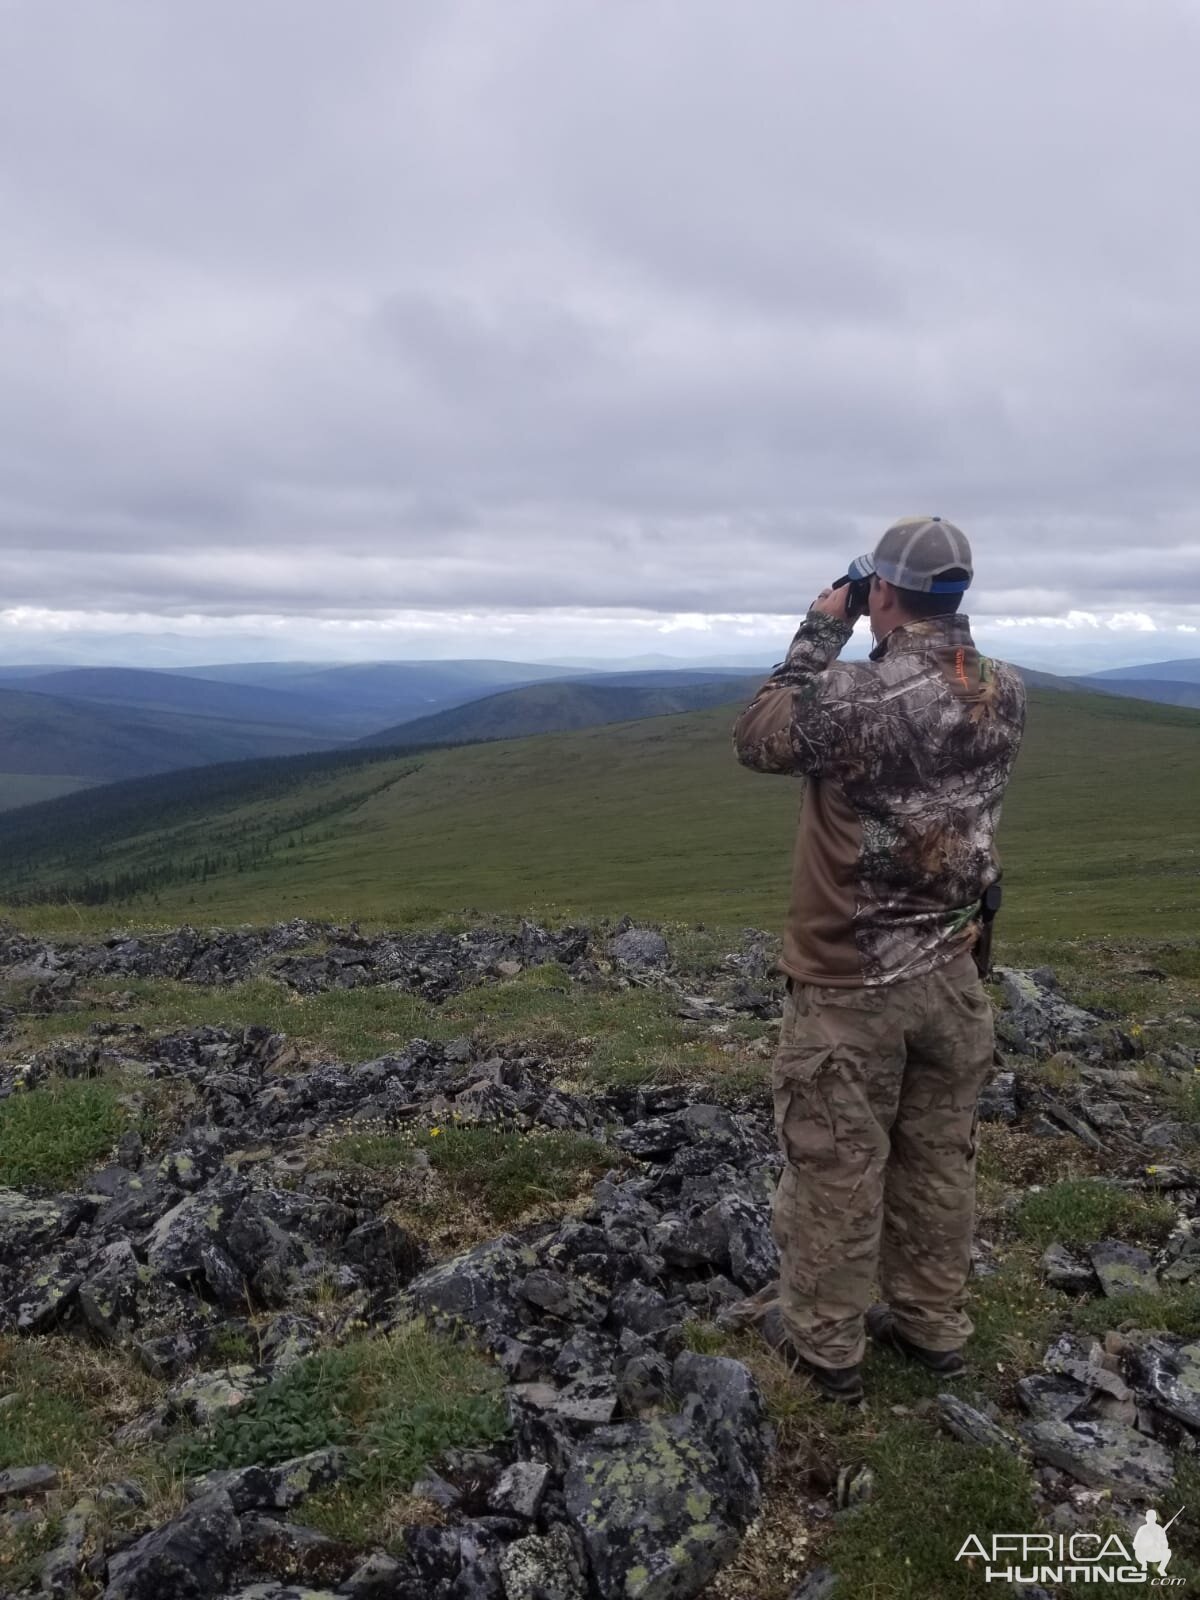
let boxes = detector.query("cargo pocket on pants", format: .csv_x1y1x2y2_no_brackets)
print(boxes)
774,1043,838,1169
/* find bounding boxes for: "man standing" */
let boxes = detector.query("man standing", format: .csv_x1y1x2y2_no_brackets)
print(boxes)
731,517,1026,1403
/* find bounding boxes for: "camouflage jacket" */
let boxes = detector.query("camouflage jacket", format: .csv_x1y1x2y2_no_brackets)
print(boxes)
733,612,1026,986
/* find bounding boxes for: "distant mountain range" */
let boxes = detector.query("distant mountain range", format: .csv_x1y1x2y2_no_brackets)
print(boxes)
0,651,1194,814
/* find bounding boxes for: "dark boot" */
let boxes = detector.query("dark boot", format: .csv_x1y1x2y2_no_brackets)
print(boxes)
719,1286,865,1402
866,1304,966,1376
737,1293,864,1404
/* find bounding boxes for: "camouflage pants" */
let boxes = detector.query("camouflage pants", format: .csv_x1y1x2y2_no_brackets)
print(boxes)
772,952,994,1368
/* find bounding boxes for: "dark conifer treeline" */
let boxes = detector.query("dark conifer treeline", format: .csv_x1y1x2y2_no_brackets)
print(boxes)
0,738,434,905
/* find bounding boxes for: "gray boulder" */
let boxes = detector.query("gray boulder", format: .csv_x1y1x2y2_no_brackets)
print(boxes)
563,1415,739,1600
1020,1417,1173,1498
498,1523,588,1600
995,970,1103,1054
0,1189,72,1264
1039,1243,1097,1295
103,1490,240,1600
397,1234,538,1338
1126,1336,1200,1432
610,928,670,972
1015,1374,1090,1422
186,1447,347,1513
1089,1239,1159,1298
672,1351,773,1522
0,1464,59,1499
487,1461,550,1521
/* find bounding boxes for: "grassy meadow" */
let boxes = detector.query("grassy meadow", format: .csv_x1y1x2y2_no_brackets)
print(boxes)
0,684,1195,950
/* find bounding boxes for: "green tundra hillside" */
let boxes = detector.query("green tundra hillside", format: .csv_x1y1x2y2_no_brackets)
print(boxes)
0,685,1196,945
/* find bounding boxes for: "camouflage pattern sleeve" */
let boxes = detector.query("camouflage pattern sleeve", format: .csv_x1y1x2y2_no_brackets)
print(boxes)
732,612,859,776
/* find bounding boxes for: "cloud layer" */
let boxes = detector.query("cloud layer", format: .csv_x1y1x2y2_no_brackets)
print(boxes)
1,0,1198,663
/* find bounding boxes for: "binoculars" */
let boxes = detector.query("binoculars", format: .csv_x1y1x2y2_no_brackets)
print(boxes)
832,571,872,622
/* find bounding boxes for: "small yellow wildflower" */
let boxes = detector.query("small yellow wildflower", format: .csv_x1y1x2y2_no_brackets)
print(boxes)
429,1126,442,1137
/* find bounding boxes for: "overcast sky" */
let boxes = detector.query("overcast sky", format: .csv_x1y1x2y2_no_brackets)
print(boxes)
1,0,1198,669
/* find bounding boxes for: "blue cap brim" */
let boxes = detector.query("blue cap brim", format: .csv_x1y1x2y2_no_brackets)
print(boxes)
847,554,875,581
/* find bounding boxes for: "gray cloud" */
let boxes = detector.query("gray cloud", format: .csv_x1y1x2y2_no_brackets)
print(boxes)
1,0,1199,660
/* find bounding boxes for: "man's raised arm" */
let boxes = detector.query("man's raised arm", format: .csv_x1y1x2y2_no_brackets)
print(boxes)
732,602,855,776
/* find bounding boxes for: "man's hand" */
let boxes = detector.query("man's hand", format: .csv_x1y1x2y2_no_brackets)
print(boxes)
809,583,851,622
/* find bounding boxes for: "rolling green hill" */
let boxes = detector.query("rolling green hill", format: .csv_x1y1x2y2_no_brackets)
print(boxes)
357,676,763,747
0,685,341,784
0,686,1196,946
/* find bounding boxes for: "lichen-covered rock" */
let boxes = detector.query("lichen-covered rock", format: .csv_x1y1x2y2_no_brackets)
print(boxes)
512,1376,618,1428
1020,1416,1174,1498
186,1448,347,1513
146,1191,241,1281
1126,1336,1200,1432
103,1489,240,1599
995,970,1104,1055
672,1351,772,1523
397,1235,539,1339
498,1523,588,1600
518,1268,608,1326
81,1164,172,1236
13,1254,82,1333
1088,1239,1159,1298
563,1415,739,1600
165,1366,260,1426
0,1189,74,1265
78,1239,144,1339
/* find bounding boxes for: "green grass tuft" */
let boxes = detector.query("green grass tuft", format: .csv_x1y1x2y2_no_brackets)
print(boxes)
1069,1283,1200,1339
0,1078,126,1189
171,1321,508,1547
1013,1179,1176,1249
821,1424,1041,1599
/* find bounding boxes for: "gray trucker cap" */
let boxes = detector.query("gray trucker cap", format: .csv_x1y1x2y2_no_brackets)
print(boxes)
847,516,973,594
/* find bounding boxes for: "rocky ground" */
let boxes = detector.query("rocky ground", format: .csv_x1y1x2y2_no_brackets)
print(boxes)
0,919,1199,1598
